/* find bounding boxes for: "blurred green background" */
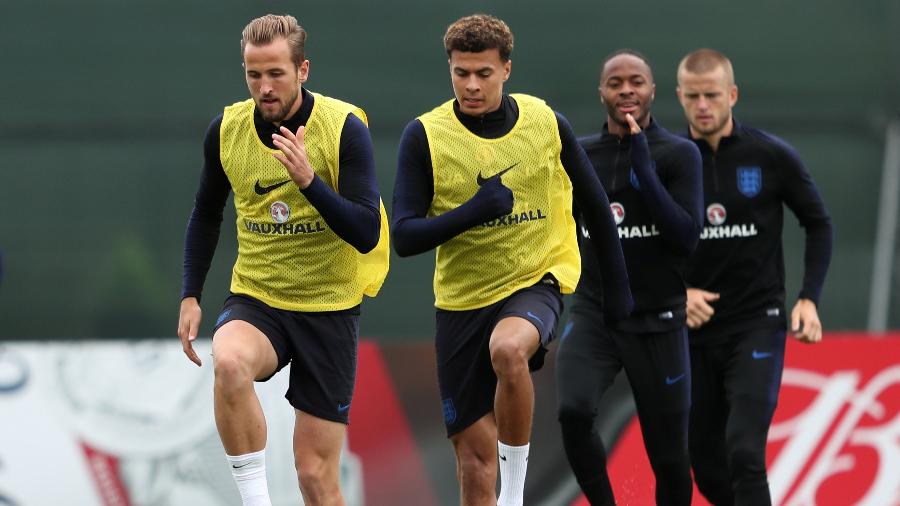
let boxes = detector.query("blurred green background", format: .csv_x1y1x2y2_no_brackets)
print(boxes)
1,0,898,339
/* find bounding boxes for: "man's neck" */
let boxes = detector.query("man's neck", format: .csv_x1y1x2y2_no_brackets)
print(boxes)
275,87,304,127
692,115,734,152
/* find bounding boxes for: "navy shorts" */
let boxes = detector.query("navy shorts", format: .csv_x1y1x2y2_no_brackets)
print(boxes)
435,277,563,437
213,294,360,424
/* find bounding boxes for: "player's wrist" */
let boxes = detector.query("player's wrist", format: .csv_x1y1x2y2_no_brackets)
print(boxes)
296,171,318,191
181,296,200,307
796,297,817,308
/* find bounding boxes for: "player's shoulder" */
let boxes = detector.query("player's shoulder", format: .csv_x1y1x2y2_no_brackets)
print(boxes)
510,93,548,108
577,132,604,151
311,91,358,113
418,99,455,121
207,111,224,130
223,98,254,115
199,111,226,156
649,121,700,158
399,118,428,146
309,91,368,126
737,123,802,163
649,121,691,145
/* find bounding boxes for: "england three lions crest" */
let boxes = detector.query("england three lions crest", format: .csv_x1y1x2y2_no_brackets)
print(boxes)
737,166,762,197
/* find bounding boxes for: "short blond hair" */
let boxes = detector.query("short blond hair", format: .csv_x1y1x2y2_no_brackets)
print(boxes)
444,14,514,62
677,48,735,85
241,14,307,66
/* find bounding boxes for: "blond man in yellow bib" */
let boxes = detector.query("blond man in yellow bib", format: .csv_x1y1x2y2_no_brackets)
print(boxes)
177,14,388,506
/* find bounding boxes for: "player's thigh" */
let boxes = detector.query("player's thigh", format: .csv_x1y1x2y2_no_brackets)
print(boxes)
495,281,563,348
624,327,691,417
212,320,279,380
689,342,729,431
687,341,731,474
293,409,346,468
725,327,786,405
284,309,359,424
555,303,621,414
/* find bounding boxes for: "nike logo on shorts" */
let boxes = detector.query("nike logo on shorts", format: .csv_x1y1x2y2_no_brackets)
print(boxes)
526,311,545,328
752,350,773,359
666,373,685,385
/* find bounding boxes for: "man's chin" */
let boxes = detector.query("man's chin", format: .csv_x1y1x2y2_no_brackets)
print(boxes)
460,105,486,116
261,111,287,123
692,123,718,136
610,113,630,127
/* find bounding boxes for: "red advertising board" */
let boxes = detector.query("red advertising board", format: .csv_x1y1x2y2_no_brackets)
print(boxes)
573,333,900,506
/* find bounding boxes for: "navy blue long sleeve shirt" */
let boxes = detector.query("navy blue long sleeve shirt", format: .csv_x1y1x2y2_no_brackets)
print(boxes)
683,119,833,342
577,119,704,332
392,95,633,321
182,89,380,301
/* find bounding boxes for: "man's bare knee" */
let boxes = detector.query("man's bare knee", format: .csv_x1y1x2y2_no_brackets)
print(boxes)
212,322,277,391
489,335,530,377
213,346,254,395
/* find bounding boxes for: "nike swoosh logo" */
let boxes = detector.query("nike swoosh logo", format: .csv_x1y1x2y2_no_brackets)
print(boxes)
752,350,773,359
232,463,251,469
338,403,351,413
254,179,291,195
526,311,545,327
665,373,685,385
499,455,507,461
476,163,519,186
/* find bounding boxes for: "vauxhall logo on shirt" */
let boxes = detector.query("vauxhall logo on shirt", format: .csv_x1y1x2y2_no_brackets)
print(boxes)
241,200,328,236
579,203,660,240
700,202,758,239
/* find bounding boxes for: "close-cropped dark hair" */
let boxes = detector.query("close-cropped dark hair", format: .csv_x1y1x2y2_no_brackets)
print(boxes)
444,14,514,62
600,48,654,81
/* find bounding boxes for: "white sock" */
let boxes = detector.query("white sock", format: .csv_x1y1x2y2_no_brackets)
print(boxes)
226,448,272,506
497,441,529,506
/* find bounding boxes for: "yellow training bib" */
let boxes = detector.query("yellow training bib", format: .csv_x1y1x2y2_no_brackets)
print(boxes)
219,92,389,311
420,94,580,310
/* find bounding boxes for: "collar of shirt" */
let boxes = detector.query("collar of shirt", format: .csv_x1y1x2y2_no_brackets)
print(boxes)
452,94,519,139
684,116,745,152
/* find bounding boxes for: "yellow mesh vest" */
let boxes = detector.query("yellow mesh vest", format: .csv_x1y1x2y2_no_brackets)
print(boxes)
420,94,580,310
219,93,389,311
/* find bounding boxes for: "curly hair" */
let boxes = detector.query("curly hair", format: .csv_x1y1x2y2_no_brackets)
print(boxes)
443,14,514,62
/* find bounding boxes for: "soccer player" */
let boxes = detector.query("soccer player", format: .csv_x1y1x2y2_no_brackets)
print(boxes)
176,14,389,506
391,14,632,506
677,48,832,506
556,50,703,506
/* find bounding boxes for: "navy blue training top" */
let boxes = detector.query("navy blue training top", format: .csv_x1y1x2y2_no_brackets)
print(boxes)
577,119,704,332
683,119,832,343
392,95,633,322
182,88,380,301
